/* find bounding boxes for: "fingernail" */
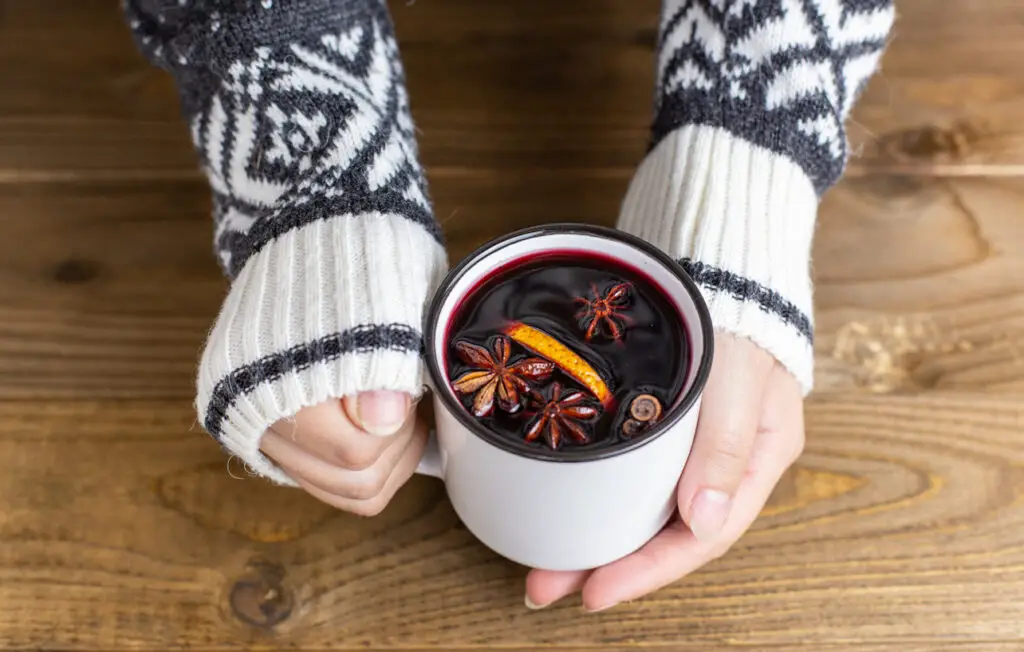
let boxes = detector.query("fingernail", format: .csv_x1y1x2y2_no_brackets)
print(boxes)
583,601,618,613
525,594,547,610
689,489,732,542
355,391,409,436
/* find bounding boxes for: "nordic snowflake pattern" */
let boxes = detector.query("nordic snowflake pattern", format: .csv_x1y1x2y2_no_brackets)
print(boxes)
186,18,434,275
654,0,894,193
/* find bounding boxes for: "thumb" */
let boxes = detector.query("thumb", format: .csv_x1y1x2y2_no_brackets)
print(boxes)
678,334,774,542
343,390,413,437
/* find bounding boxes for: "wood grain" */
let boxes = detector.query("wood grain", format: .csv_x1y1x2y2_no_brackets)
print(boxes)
1,395,1021,648
814,177,1024,393
4,0,1024,178
0,172,633,399
3,176,1022,400
1,0,1023,648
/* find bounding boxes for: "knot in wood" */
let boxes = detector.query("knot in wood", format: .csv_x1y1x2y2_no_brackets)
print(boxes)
53,259,99,284
229,560,294,629
883,120,989,164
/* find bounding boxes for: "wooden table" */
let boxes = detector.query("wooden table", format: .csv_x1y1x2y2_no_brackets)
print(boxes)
2,1,1022,649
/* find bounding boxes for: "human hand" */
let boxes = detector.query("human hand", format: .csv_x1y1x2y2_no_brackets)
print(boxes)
525,332,805,611
260,391,428,516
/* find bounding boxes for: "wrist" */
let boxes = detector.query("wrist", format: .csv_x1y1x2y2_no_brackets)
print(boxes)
618,125,816,393
196,213,447,483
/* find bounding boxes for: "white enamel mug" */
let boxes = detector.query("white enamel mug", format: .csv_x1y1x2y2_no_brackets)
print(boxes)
417,224,714,572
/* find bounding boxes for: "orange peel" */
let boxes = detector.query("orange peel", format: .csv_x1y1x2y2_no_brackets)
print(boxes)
504,321,612,406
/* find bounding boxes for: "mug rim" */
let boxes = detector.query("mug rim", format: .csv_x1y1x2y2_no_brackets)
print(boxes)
424,223,715,463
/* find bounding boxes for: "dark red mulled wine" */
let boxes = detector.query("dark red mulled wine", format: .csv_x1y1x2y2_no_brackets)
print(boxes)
445,252,689,453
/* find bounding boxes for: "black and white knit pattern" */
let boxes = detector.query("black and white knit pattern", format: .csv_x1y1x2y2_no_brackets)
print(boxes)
619,0,893,393
126,0,447,484
127,0,439,275
125,0,892,482
653,0,893,194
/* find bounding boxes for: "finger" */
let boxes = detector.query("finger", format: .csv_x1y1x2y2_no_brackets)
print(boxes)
523,366,801,612
524,569,591,609
343,390,412,437
755,365,806,470
262,417,418,500
580,367,804,612
678,334,774,542
290,423,429,517
270,397,413,470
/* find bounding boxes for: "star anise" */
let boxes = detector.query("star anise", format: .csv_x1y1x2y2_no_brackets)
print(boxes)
574,282,632,341
524,382,599,449
451,336,555,417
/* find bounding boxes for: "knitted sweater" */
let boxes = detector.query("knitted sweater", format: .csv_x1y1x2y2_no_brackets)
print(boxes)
125,0,894,485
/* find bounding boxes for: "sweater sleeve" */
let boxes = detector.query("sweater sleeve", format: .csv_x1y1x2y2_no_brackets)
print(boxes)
618,0,894,393
125,0,448,484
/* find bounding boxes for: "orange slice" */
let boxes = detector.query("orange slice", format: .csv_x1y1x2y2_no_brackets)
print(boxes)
504,321,612,406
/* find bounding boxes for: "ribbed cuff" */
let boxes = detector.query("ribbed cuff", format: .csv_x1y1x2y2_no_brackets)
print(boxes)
196,213,448,485
618,125,817,394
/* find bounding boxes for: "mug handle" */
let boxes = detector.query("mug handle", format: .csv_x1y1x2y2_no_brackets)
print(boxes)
415,429,443,479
